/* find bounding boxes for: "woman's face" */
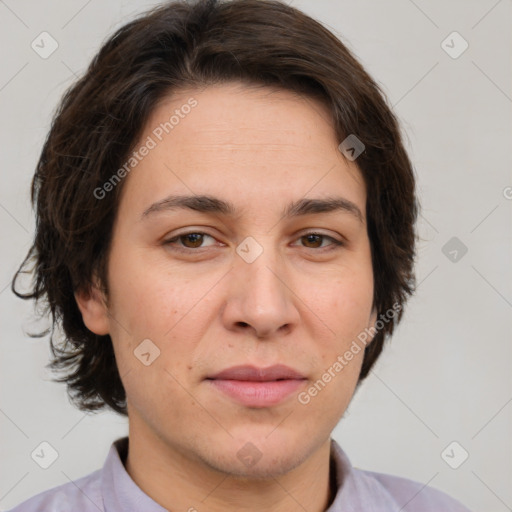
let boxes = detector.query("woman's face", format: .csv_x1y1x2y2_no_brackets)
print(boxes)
76,82,376,477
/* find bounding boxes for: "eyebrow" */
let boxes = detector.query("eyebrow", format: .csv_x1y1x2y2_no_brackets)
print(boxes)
140,194,364,223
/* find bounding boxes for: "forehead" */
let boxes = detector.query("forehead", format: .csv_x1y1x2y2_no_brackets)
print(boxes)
116,83,366,221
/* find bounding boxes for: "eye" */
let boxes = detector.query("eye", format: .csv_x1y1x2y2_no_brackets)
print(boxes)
294,232,344,250
163,232,218,250
162,230,344,253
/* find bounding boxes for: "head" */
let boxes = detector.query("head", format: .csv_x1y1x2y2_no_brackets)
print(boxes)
13,0,417,475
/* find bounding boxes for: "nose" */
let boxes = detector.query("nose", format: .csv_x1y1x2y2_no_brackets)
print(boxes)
221,243,300,339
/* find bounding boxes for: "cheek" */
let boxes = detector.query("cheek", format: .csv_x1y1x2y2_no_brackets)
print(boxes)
311,270,373,335
106,257,218,391
302,269,373,390
107,252,201,336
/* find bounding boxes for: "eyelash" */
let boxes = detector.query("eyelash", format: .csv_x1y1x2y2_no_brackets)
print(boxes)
163,231,344,253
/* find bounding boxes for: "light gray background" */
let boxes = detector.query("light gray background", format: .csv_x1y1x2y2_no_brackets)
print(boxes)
0,1,510,510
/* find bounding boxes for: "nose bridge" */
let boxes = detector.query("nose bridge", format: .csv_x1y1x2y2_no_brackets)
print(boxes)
224,235,298,337
241,249,282,295
236,236,286,304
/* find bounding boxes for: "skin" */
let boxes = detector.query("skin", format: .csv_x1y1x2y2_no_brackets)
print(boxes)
75,82,377,512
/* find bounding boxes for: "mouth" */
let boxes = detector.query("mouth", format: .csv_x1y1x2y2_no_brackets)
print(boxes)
206,364,307,407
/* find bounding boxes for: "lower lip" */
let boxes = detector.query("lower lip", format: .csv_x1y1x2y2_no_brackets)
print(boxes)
208,379,305,407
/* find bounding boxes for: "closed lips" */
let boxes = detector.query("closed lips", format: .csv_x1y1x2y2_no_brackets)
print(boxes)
207,364,306,381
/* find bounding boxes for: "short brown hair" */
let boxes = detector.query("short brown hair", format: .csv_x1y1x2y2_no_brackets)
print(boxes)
12,0,417,416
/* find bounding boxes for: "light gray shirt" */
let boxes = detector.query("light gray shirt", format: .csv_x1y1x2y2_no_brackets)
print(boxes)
8,436,472,511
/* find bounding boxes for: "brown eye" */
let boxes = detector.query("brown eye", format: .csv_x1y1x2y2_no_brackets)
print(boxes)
164,232,217,250
298,233,343,250
179,233,204,248
301,234,324,248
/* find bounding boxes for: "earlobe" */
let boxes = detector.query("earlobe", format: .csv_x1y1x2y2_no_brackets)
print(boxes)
74,280,110,336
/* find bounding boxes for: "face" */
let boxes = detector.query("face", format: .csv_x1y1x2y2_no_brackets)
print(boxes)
77,82,377,478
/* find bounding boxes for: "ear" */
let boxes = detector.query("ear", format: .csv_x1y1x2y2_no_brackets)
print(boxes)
74,277,110,336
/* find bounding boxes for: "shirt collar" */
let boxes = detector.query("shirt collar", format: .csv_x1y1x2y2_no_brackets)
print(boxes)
326,439,398,511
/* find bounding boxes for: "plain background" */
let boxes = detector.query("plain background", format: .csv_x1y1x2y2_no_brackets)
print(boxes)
0,0,510,510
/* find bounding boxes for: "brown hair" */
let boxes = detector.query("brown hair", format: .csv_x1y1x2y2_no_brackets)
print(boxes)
12,0,417,416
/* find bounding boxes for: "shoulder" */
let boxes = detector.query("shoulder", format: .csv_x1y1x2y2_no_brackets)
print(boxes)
354,467,472,511
6,469,103,512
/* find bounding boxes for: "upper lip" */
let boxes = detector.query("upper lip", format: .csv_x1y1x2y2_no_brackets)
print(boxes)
207,364,306,381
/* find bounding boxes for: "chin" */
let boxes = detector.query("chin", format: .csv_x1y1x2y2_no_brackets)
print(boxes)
200,427,318,479
205,444,310,480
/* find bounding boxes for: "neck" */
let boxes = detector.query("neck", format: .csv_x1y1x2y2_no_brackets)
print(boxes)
124,427,336,512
